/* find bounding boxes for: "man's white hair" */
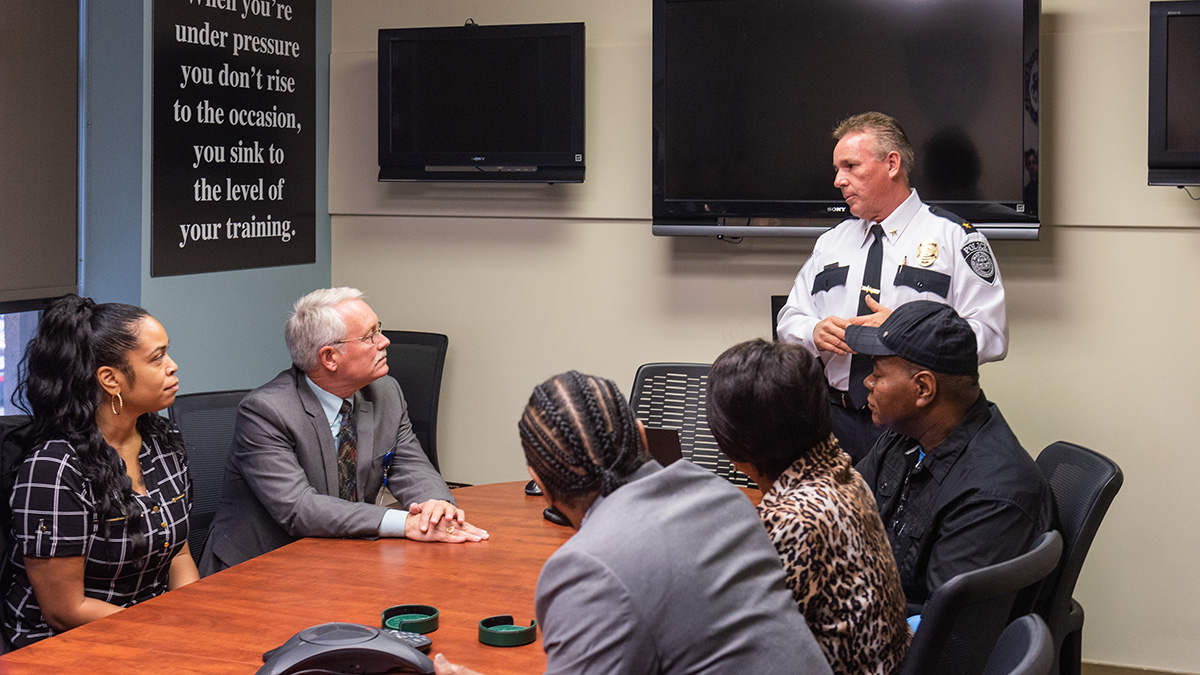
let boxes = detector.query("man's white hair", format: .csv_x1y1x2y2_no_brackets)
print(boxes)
285,287,364,371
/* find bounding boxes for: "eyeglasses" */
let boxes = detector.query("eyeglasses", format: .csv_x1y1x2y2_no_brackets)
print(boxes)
331,322,383,346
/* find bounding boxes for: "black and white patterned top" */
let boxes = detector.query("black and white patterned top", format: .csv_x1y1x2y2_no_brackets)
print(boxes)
3,432,191,649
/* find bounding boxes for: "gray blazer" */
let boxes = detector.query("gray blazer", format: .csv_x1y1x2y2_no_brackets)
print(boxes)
198,368,452,575
535,460,834,675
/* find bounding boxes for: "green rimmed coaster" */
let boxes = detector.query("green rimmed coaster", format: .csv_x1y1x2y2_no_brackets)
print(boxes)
478,614,537,647
381,604,439,634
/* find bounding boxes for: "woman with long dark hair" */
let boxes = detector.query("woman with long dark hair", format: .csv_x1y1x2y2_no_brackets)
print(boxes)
3,295,197,648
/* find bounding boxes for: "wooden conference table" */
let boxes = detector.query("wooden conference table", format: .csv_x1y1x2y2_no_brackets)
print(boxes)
0,481,578,675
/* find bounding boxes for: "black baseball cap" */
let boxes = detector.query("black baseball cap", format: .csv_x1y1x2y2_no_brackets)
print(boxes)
843,301,978,375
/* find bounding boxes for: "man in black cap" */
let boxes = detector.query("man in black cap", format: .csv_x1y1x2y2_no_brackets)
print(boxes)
845,300,1051,608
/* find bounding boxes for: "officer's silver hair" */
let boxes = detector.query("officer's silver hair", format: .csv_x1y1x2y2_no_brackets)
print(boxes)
285,287,365,371
833,111,915,178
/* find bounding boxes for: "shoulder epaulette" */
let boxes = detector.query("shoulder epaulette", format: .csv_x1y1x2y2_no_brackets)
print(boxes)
929,205,974,232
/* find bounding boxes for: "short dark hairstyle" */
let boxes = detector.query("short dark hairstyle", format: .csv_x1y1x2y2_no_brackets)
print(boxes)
929,368,981,407
518,371,648,509
707,339,832,481
889,356,981,400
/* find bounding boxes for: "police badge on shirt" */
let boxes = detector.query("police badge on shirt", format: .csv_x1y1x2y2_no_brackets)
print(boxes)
961,240,997,284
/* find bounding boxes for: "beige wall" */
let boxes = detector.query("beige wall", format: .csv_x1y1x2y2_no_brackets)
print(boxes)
330,1,1200,671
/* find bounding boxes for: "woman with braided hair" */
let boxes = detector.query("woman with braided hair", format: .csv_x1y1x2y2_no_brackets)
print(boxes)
433,371,833,675
4,294,197,648
515,370,646,525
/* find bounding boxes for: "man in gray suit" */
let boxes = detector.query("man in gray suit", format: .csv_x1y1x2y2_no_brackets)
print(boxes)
200,288,486,575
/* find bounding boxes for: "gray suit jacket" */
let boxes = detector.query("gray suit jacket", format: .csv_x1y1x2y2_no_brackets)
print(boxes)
535,460,833,675
199,367,452,575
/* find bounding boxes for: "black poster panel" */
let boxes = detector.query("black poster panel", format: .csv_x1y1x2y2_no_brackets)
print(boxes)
152,0,316,277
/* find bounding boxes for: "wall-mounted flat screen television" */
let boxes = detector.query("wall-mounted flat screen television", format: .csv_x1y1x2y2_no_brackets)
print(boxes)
653,0,1041,239
1149,1,1200,186
378,21,585,183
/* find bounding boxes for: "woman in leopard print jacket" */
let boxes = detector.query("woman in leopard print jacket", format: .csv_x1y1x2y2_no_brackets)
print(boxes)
709,339,910,675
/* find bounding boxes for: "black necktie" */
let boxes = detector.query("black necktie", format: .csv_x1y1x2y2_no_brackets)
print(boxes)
336,400,358,502
848,224,884,409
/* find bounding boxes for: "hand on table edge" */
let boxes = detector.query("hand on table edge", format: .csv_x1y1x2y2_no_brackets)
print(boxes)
405,499,489,542
434,652,486,675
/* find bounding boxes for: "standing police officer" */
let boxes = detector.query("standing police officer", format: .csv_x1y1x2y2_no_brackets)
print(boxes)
776,112,1007,462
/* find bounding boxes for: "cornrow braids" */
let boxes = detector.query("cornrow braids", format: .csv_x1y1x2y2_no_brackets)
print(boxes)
521,385,595,495
518,371,648,507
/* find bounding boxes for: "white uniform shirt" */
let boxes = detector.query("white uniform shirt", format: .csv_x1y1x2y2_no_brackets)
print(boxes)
776,189,1008,391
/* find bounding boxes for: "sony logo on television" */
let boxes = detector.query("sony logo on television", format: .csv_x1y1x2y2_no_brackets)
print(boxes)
827,206,847,213
472,156,485,162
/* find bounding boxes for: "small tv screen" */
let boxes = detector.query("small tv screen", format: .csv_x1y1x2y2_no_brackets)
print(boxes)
378,22,585,183
1149,1,1200,185
653,0,1040,237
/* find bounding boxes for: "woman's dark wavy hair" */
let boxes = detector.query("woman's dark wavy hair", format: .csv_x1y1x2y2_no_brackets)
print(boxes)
517,371,647,509
14,294,184,551
707,339,832,481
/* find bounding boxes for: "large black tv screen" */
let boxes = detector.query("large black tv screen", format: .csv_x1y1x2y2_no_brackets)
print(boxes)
386,36,573,154
1149,1,1200,186
1166,16,1200,152
654,0,1040,236
379,22,585,183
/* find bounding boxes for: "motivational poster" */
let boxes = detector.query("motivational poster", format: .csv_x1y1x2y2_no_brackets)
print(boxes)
152,0,315,276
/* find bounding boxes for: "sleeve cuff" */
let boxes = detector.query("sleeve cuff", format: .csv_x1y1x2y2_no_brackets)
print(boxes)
379,508,409,538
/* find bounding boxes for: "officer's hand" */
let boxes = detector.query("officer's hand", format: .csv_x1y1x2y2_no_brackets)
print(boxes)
813,315,851,355
847,296,892,327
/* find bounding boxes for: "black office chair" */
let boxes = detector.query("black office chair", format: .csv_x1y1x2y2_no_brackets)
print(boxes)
983,615,1055,675
628,363,752,487
168,390,249,565
0,414,32,654
770,294,788,340
1033,442,1123,675
896,530,1063,675
381,330,448,473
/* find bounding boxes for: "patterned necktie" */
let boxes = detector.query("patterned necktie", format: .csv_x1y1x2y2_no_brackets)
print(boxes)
848,224,885,409
336,400,358,502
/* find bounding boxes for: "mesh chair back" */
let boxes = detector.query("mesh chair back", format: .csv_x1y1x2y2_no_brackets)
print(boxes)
983,615,1055,675
0,415,32,654
381,330,448,471
1033,442,1122,674
898,530,1064,675
168,390,249,564
628,363,751,487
